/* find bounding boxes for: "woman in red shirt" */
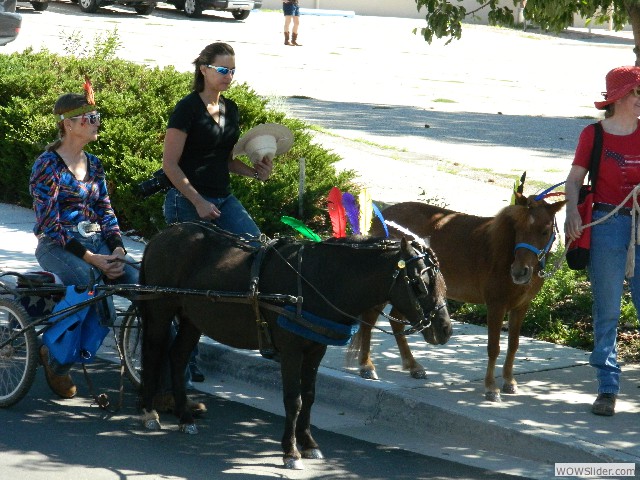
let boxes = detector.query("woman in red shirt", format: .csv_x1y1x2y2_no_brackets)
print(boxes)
565,66,640,417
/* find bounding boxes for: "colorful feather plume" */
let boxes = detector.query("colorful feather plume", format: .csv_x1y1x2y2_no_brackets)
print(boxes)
341,192,360,235
371,202,389,237
385,220,428,247
358,188,373,235
83,75,96,106
280,216,321,242
327,187,347,238
534,180,566,201
510,171,527,205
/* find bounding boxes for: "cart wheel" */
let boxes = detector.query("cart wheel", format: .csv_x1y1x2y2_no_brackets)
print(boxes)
118,305,142,389
0,298,38,407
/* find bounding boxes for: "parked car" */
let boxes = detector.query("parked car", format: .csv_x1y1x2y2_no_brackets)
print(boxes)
0,0,21,46
76,0,156,14
166,0,261,19
18,0,47,11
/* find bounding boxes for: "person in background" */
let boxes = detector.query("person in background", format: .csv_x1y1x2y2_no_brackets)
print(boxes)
283,0,302,46
565,65,640,417
30,83,138,399
160,42,273,412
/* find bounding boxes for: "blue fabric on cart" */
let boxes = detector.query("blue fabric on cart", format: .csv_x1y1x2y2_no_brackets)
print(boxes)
42,286,109,365
276,305,359,346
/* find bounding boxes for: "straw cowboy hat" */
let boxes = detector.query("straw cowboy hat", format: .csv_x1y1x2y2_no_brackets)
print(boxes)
232,123,294,165
594,66,640,110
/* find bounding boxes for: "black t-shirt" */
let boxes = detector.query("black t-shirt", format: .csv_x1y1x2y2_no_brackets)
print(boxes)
167,91,240,197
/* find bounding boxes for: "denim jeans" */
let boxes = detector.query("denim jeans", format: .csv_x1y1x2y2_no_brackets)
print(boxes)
163,188,261,239
35,231,139,371
589,209,640,395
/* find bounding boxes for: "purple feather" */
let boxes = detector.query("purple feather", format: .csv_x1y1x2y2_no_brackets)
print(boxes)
372,202,389,237
342,192,360,234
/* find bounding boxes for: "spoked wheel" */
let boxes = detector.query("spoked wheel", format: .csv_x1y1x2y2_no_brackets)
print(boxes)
118,305,142,389
0,299,38,407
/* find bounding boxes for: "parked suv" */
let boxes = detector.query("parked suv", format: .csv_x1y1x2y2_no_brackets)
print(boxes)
77,0,156,14
18,0,47,11
0,0,21,46
167,0,261,19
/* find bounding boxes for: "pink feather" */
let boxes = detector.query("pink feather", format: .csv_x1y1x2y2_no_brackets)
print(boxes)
327,187,347,238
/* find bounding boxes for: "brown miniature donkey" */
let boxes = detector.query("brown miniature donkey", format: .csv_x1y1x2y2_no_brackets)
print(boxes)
350,194,566,401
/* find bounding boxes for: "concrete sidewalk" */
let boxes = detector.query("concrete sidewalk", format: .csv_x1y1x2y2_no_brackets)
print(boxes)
1,202,638,478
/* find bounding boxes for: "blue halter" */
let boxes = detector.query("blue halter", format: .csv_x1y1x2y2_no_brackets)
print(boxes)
513,227,556,271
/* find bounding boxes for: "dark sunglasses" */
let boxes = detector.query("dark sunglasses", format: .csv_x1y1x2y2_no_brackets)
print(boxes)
205,65,236,76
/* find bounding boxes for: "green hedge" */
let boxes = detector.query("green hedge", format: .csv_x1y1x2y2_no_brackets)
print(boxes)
0,47,357,239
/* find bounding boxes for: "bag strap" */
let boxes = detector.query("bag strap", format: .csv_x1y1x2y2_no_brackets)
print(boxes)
589,122,604,192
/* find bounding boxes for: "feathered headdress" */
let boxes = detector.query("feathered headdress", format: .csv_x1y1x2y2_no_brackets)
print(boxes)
57,75,97,120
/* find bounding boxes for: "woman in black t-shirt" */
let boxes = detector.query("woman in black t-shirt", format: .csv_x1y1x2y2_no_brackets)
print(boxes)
162,42,273,239
158,43,274,401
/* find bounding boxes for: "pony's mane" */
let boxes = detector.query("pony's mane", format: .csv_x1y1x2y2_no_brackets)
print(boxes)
323,235,401,250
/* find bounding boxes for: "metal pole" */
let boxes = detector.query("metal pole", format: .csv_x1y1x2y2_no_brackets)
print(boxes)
298,157,305,217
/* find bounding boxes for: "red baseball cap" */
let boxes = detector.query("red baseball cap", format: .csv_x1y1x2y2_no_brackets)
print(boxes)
594,66,640,110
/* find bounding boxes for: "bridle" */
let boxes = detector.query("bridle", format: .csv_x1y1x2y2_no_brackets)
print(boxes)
380,242,447,336
512,219,558,277
269,238,446,337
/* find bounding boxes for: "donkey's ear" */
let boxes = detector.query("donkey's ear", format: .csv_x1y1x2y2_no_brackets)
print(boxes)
548,200,567,216
513,192,528,206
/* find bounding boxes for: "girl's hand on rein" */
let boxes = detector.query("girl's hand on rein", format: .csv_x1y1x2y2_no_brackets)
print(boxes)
564,209,583,242
85,252,125,280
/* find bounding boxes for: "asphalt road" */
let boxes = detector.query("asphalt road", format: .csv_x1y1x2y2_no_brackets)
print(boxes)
0,359,528,480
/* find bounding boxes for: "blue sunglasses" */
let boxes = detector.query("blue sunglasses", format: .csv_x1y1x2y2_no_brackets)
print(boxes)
205,65,236,76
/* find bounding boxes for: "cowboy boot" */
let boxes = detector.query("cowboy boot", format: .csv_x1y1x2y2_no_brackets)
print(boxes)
284,32,291,46
40,345,76,399
291,33,302,46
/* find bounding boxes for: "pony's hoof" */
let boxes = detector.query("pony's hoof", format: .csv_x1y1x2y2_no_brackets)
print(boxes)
179,423,198,434
142,409,161,430
410,369,428,380
302,448,324,459
283,457,305,470
359,368,379,380
502,384,517,395
485,391,502,403
144,419,161,430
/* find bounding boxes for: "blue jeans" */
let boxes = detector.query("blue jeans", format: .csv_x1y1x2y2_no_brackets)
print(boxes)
589,209,640,395
35,231,139,371
163,188,261,239
163,188,261,388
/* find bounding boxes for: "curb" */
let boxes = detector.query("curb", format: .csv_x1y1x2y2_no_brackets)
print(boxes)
197,339,640,467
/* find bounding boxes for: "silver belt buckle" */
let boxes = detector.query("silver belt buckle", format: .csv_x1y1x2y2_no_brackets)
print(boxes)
77,220,94,238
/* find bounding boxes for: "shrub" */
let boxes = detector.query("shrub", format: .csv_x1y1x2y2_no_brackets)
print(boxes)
0,35,357,239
